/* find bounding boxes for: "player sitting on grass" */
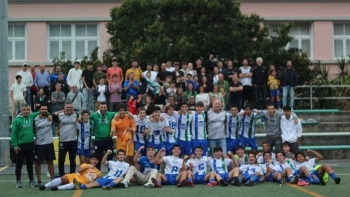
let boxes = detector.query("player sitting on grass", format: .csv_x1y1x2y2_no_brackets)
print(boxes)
258,151,275,182
295,149,341,185
207,146,235,187
256,142,276,164
282,142,295,159
177,146,211,187
39,154,101,191
153,145,184,187
231,152,263,186
272,152,301,184
226,105,241,153
233,145,249,167
74,149,130,190
119,146,159,188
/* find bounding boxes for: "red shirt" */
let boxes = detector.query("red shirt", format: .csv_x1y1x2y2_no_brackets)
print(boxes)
106,67,123,83
128,99,138,115
31,71,37,91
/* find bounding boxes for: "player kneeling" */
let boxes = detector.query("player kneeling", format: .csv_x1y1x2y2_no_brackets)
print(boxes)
177,146,211,187
152,145,184,187
296,149,341,185
39,154,101,191
74,149,129,190
231,152,263,186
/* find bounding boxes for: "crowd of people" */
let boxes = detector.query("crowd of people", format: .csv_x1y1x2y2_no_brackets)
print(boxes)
10,57,341,191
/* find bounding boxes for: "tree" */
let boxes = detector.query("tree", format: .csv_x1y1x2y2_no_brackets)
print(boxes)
106,0,313,87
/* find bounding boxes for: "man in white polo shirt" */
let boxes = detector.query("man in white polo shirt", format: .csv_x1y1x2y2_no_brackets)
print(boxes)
16,63,33,106
10,75,26,123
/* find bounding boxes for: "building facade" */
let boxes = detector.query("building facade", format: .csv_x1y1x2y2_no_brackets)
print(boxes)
7,0,350,86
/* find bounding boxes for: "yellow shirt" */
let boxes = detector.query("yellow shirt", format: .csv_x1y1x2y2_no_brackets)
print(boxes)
126,68,142,81
268,75,279,90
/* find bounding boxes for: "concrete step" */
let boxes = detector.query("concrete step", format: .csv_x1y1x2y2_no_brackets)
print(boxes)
297,111,350,122
301,122,350,132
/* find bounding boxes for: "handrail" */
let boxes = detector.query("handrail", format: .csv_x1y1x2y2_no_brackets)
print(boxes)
294,85,350,109
1,132,350,140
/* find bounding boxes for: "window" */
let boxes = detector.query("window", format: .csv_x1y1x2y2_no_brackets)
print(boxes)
48,24,99,60
334,23,350,58
267,23,313,58
8,24,26,61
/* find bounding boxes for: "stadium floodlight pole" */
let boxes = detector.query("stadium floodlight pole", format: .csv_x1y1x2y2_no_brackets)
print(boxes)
0,0,10,166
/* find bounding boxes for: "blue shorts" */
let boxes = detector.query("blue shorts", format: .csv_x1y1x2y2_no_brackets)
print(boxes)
242,173,251,181
177,140,192,155
96,178,114,186
192,140,208,156
147,143,165,152
134,141,146,155
226,139,239,152
239,137,258,150
218,173,228,181
165,174,178,185
164,142,176,156
194,174,206,184
311,170,320,178
270,89,280,97
77,148,91,157
293,170,300,176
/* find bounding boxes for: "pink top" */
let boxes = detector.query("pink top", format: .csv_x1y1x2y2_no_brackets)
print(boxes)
106,67,123,83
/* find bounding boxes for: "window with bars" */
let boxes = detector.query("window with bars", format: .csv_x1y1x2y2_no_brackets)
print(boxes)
8,24,26,61
334,23,350,58
267,23,312,58
48,24,99,60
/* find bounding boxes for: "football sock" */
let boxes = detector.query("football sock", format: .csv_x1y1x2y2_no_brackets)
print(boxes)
187,177,193,182
329,172,337,180
58,183,74,190
238,177,242,183
45,178,62,188
80,184,87,189
108,181,116,187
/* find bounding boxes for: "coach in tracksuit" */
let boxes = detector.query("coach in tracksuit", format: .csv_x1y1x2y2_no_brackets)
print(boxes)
53,101,79,177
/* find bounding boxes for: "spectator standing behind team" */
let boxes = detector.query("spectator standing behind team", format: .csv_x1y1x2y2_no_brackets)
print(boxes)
67,61,83,90
34,64,50,97
268,69,281,109
33,105,55,186
207,99,227,156
142,63,158,82
30,65,37,111
217,61,228,80
10,75,26,123
34,88,48,111
11,104,40,188
93,64,107,87
52,102,78,177
214,74,229,109
50,65,67,84
229,74,243,111
227,60,237,83
108,75,122,112
252,57,268,109
124,72,140,100
51,83,66,136
106,58,123,84
94,78,109,111
281,60,298,109
209,86,225,110
238,58,253,106
67,85,84,114
16,63,33,106
82,62,95,113
51,73,69,96
126,61,143,81
195,86,210,108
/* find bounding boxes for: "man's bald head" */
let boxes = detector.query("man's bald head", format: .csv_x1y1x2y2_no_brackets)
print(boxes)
213,99,221,112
